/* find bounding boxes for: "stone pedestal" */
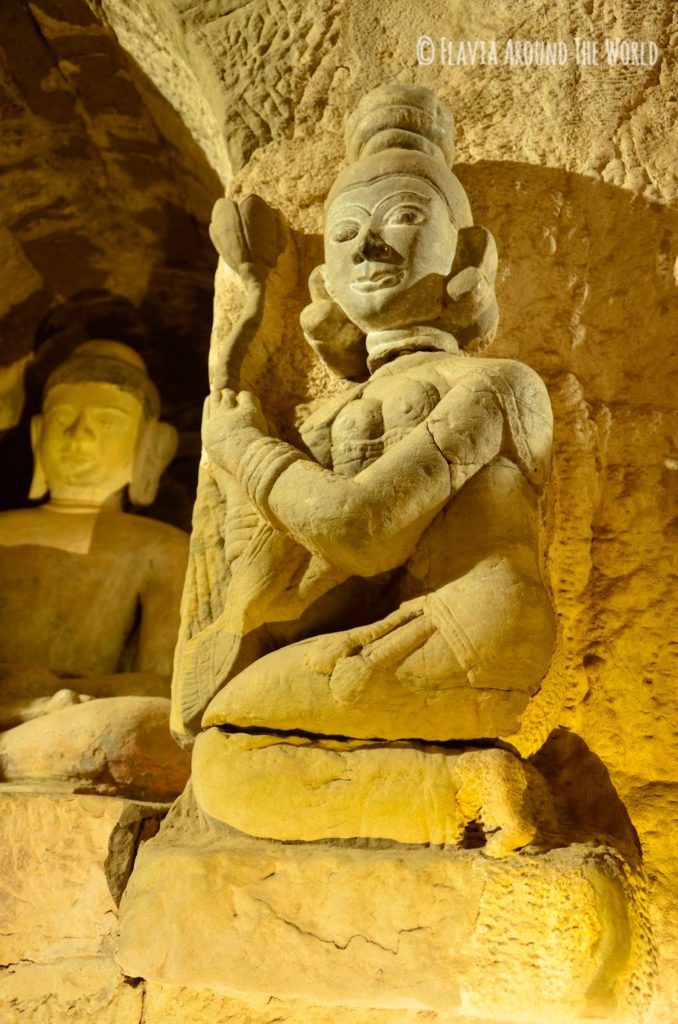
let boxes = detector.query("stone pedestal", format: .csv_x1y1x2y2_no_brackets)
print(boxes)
0,785,166,1023
117,797,653,1024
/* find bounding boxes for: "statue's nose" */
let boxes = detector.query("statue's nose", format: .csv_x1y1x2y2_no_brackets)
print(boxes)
354,228,390,262
66,412,95,439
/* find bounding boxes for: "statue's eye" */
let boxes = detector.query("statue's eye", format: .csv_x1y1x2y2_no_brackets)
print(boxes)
46,406,74,427
330,220,360,243
385,205,426,226
92,409,129,431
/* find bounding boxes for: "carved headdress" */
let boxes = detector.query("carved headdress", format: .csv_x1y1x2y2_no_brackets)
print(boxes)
302,83,498,377
44,340,160,418
326,83,473,228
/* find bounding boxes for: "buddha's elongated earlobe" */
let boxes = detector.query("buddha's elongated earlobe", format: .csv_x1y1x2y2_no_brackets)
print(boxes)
28,415,48,501
129,420,178,506
442,225,499,349
300,265,367,381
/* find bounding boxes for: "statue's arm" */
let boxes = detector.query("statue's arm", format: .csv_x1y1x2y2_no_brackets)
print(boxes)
262,382,505,576
136,526,190,679
263,425,451,576
203,377,508,577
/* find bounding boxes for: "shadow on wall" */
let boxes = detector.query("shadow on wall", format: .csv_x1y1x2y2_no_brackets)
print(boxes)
533,728,642,865
456,161,676,405
241,161,676,433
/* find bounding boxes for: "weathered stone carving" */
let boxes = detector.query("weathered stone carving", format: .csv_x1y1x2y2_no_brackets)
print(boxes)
172,83,558,853
118,85,653,1022
0,340,190,799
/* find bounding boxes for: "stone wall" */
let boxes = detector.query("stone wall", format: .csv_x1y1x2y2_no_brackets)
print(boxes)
0,0,221,523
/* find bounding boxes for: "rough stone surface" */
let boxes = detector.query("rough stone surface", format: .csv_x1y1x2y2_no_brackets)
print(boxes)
0,787,168,1022
118,792,653,1022
92,1,677,205
0,787,165,966
0,0,220,523
0,697,190,801
90,5,677,1015
193,732,551,854
136,989,510,1024
0,959,142,1024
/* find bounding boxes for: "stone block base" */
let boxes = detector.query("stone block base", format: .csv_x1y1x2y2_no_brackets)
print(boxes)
118,800,653,1023
0,959,142,1024
0,785,167,1023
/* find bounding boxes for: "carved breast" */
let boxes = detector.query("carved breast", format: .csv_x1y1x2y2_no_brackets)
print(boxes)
330,377,441,476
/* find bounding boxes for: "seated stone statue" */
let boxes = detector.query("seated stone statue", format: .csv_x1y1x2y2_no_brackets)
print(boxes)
0,340,191,799
173,84,558,854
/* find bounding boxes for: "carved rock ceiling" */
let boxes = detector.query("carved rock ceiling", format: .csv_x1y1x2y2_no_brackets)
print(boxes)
0,0,222,515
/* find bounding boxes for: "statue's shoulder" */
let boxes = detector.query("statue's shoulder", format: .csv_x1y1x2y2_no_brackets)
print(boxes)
0,508,36,546
440,356,552,417
117,512,189,558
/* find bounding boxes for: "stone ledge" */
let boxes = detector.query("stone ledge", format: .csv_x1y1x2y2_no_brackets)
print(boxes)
118,821,653,1023
0,785,168,967
0,958,142,1024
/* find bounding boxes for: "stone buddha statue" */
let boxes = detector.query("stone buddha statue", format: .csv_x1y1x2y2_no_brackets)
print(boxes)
0,340,191,800
173,84,558,854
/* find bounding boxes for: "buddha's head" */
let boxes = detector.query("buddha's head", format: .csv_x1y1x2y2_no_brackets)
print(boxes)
30,340,178,508
301,84,498,379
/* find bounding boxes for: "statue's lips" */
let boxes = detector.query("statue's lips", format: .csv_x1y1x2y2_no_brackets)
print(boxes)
350,266,404,293
60,451,96,465
58,451,99,473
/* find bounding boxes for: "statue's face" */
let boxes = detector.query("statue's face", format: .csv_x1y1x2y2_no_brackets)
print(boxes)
324,175,456,333
39,382,144,502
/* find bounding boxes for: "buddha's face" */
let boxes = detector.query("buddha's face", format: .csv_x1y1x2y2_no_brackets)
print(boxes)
324,175,457,333
38,382,144,503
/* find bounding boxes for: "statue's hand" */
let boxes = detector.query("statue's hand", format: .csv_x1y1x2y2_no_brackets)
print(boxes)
203,388,269,474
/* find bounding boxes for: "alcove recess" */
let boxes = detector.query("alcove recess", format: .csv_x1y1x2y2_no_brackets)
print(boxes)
0,0,222,529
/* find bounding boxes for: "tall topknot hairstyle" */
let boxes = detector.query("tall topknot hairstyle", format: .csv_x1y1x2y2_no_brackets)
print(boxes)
326,83,473,230
302,83,499,379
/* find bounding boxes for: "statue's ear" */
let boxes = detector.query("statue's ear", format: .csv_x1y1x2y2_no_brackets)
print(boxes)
442,225,499,347
28,415,48,501
129,420,178,506
300,265,367,381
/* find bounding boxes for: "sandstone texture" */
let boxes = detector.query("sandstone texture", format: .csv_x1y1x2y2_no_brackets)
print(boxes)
118,790,653,1022
193,732,549,854
0,1,675,1022
0,788,166,960
0,697,190,801
0,786,166,1023
88,3,676,1018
